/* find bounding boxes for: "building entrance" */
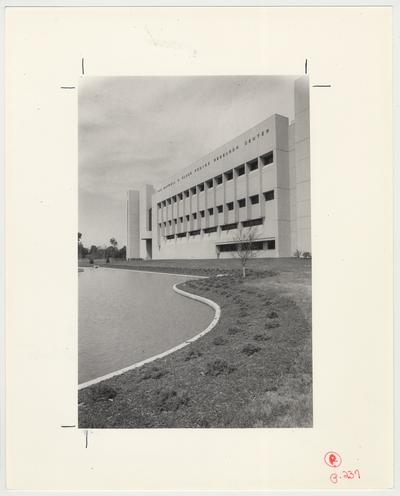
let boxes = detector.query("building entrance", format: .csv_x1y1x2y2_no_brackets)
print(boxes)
146,239,152,259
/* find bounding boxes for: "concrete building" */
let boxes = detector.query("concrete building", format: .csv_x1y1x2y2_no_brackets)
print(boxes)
127,76,310,260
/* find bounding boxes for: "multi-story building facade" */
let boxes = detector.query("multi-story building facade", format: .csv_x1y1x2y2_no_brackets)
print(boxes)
127,76,310,260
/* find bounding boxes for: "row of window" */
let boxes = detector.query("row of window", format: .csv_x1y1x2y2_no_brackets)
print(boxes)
162,218,266,239
218,240,275,252
157,152,274,208
166,235,275,251
158,191,274,227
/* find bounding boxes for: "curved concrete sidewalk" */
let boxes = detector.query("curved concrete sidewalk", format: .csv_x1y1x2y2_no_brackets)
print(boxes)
78,279,221,390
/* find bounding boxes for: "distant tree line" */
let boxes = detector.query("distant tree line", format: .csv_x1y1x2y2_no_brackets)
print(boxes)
78,233,126,261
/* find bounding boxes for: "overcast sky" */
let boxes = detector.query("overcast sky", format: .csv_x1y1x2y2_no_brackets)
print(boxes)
79,76,298,248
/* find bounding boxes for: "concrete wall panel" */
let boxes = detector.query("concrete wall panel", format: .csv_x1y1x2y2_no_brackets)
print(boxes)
296,158,310,183
294,109,310,143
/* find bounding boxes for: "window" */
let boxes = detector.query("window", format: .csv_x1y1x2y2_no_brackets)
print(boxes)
186,215,190,221
192,213,197,220
238,198,246,208
177,232,186,238
167,198,172,205
221,222,238,231
184,190,189,198
179,217,183,223
260,151,273,166
168,220,172,226
189,229,201,236
247,159,258,172
217,205,223,213
172,195,177,202
227,201,234,211
224,170,233,181
263,190,275,201
218,240,263,252
250,194,259,205
190,186,197,195
242,218,263,227
267,240,276,250
200,210,205,218
208,207,214,215
166,234,175,240
218,243,238,252
204,226,218,234
206,179,213,188
178,193,183,200
215,175,223,185
235,164,245,177
157,202,161,209
174,219,177,224
148,208,152,230
198,183,205,192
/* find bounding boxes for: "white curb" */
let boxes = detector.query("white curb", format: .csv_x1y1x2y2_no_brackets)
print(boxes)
78,281,221,390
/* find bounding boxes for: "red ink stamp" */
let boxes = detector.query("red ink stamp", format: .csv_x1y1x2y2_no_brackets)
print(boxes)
324,451,342,468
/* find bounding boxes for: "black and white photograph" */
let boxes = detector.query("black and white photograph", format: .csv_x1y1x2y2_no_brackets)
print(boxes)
5,4,395,492
78,75,312,428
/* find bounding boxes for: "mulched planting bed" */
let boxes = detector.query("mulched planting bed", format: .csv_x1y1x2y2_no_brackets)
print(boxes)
78,271,312,428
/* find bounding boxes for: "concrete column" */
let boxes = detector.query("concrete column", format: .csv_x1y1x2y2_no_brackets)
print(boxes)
127,190,140,259
294,75,311,253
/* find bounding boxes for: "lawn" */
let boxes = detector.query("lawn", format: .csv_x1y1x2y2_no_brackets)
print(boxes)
78,258,312,428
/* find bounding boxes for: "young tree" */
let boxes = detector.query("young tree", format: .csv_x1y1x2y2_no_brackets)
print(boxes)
232,226,260,278
78,232,83,259
118,246,126,259
89,245,98,257
109,238,118,258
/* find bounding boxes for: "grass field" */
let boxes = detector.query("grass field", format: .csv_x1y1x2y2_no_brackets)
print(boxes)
78,257,312,428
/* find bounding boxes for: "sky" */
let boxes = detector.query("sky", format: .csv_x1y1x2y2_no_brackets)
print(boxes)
79,76,298,248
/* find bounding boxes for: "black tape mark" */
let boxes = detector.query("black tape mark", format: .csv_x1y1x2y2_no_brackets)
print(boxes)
305,59,308,74
312,85,332,88
82,57,85,75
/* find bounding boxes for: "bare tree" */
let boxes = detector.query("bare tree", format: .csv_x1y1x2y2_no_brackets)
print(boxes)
232,226,260,278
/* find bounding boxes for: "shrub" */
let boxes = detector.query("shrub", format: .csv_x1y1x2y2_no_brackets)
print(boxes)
254,334,271,342
141,366,168,380
155,389,190,412
294,249,302,258
267,310,279,319
242,343,261,356
89,384,118,402
227,327,242,335
265,322,280,329
213,336,227,346
205,359,235,376
302,252,312,259
184,350,203,361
